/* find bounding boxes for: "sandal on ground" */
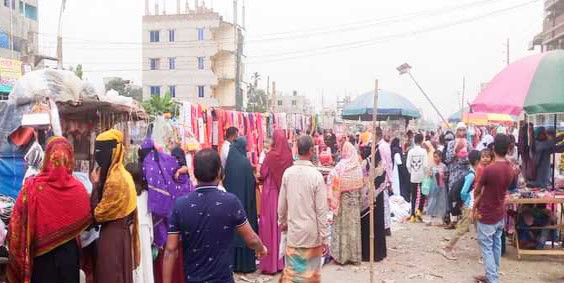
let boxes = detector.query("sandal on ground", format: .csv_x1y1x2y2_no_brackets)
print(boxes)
439,248,457,260
473,275,488,283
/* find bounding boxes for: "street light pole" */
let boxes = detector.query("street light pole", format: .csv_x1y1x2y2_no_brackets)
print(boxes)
397,63,451,129
57,0,67,69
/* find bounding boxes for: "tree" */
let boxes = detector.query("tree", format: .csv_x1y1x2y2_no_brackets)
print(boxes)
105,77,126,94
251,72,261,89
142,92,175,117
104,77,142,102
247,89,268,113
74,64,83,79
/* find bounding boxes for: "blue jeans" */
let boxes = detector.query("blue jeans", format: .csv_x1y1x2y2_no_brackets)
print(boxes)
477,220,504,283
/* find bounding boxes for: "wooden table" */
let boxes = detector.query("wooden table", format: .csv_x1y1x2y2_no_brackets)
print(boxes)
506,197,564,259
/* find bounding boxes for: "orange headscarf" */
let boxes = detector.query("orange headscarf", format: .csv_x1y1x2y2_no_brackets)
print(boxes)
7,137,91,283
94,129,140,267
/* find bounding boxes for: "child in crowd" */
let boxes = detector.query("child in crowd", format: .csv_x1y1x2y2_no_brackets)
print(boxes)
407,133,428,223
258,138,272,166
474,148,494,200
426,150,448,226
441,150,481,260
455,136,469,159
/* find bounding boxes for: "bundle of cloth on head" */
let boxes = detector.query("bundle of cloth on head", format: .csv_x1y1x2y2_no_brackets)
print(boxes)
476,134,494,151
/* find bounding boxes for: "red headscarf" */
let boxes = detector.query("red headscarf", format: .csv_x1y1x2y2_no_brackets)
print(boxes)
8,137,91,283
261,130,293,189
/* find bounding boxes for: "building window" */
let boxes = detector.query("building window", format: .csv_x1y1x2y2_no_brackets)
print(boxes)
150,86,161,96
150,30,160,42
169,29,175,42
291,100,297,106
149,58,160,70
197,57,204,70
4,0,14,8
198,86,205,98
5,0,14,8
197,28,204,41
277,100,282,106
169,86,176,97
168,57,176,70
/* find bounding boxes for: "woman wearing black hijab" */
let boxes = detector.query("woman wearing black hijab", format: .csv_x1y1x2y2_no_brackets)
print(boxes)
360,145,387,262
223,137,258,273
391,138,411,202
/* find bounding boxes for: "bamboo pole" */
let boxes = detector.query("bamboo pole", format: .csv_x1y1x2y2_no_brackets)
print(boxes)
368,80,379,283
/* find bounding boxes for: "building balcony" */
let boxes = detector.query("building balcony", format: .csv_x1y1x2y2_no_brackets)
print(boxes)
543,18,564,45
216,41,236,54
214,68,236,81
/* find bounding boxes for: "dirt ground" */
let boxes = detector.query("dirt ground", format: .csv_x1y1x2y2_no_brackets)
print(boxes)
236,219,564,283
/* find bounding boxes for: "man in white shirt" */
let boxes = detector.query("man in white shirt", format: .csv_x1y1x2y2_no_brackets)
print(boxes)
406,133,428,223
220,127,239,168
278,135,329,282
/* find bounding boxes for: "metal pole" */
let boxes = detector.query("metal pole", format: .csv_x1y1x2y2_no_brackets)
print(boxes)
9,0,14,58
57,0,66,69
506,38,510,66
461,77,465,120
368,79,379,283
553,113,557,190
407,72,451,129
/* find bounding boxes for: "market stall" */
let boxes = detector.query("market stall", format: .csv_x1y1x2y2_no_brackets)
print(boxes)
0,69,148,198
506,193,564,259
448,108,516,126
341,89,421,122
471,50,564,259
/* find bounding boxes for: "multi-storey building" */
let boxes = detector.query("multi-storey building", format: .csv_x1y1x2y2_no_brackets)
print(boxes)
0,0,38,97
532,0,564,50
275,91,313,115
0,0,38,60
142,1,245,109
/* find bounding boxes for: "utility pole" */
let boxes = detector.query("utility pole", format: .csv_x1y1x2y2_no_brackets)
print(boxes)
506,38,510,66
461,76,465,119
266,76,270,109
233,0,242,110
57,0,67,69
271,81,277,112
321,89,325,109
9,0,14,58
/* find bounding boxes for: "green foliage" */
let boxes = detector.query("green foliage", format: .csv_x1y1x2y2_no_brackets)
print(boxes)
68,64,83,79
247,88,268,113
104,77,142,102
142,92,175,116
74,64,83,79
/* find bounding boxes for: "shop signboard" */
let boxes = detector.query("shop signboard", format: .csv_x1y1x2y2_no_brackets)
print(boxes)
0,58,22,93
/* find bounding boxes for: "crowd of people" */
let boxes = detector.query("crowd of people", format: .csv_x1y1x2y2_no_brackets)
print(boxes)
5,119,562,283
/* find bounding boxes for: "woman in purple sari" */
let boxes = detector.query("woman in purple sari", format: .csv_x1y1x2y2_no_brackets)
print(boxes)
259,130,293,274
138,138,194,248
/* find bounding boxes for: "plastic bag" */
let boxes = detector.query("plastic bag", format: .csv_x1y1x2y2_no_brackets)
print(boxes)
279,232,287,259
421,176,432,196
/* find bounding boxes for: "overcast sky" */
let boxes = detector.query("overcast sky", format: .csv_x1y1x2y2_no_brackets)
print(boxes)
38,0,543,121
